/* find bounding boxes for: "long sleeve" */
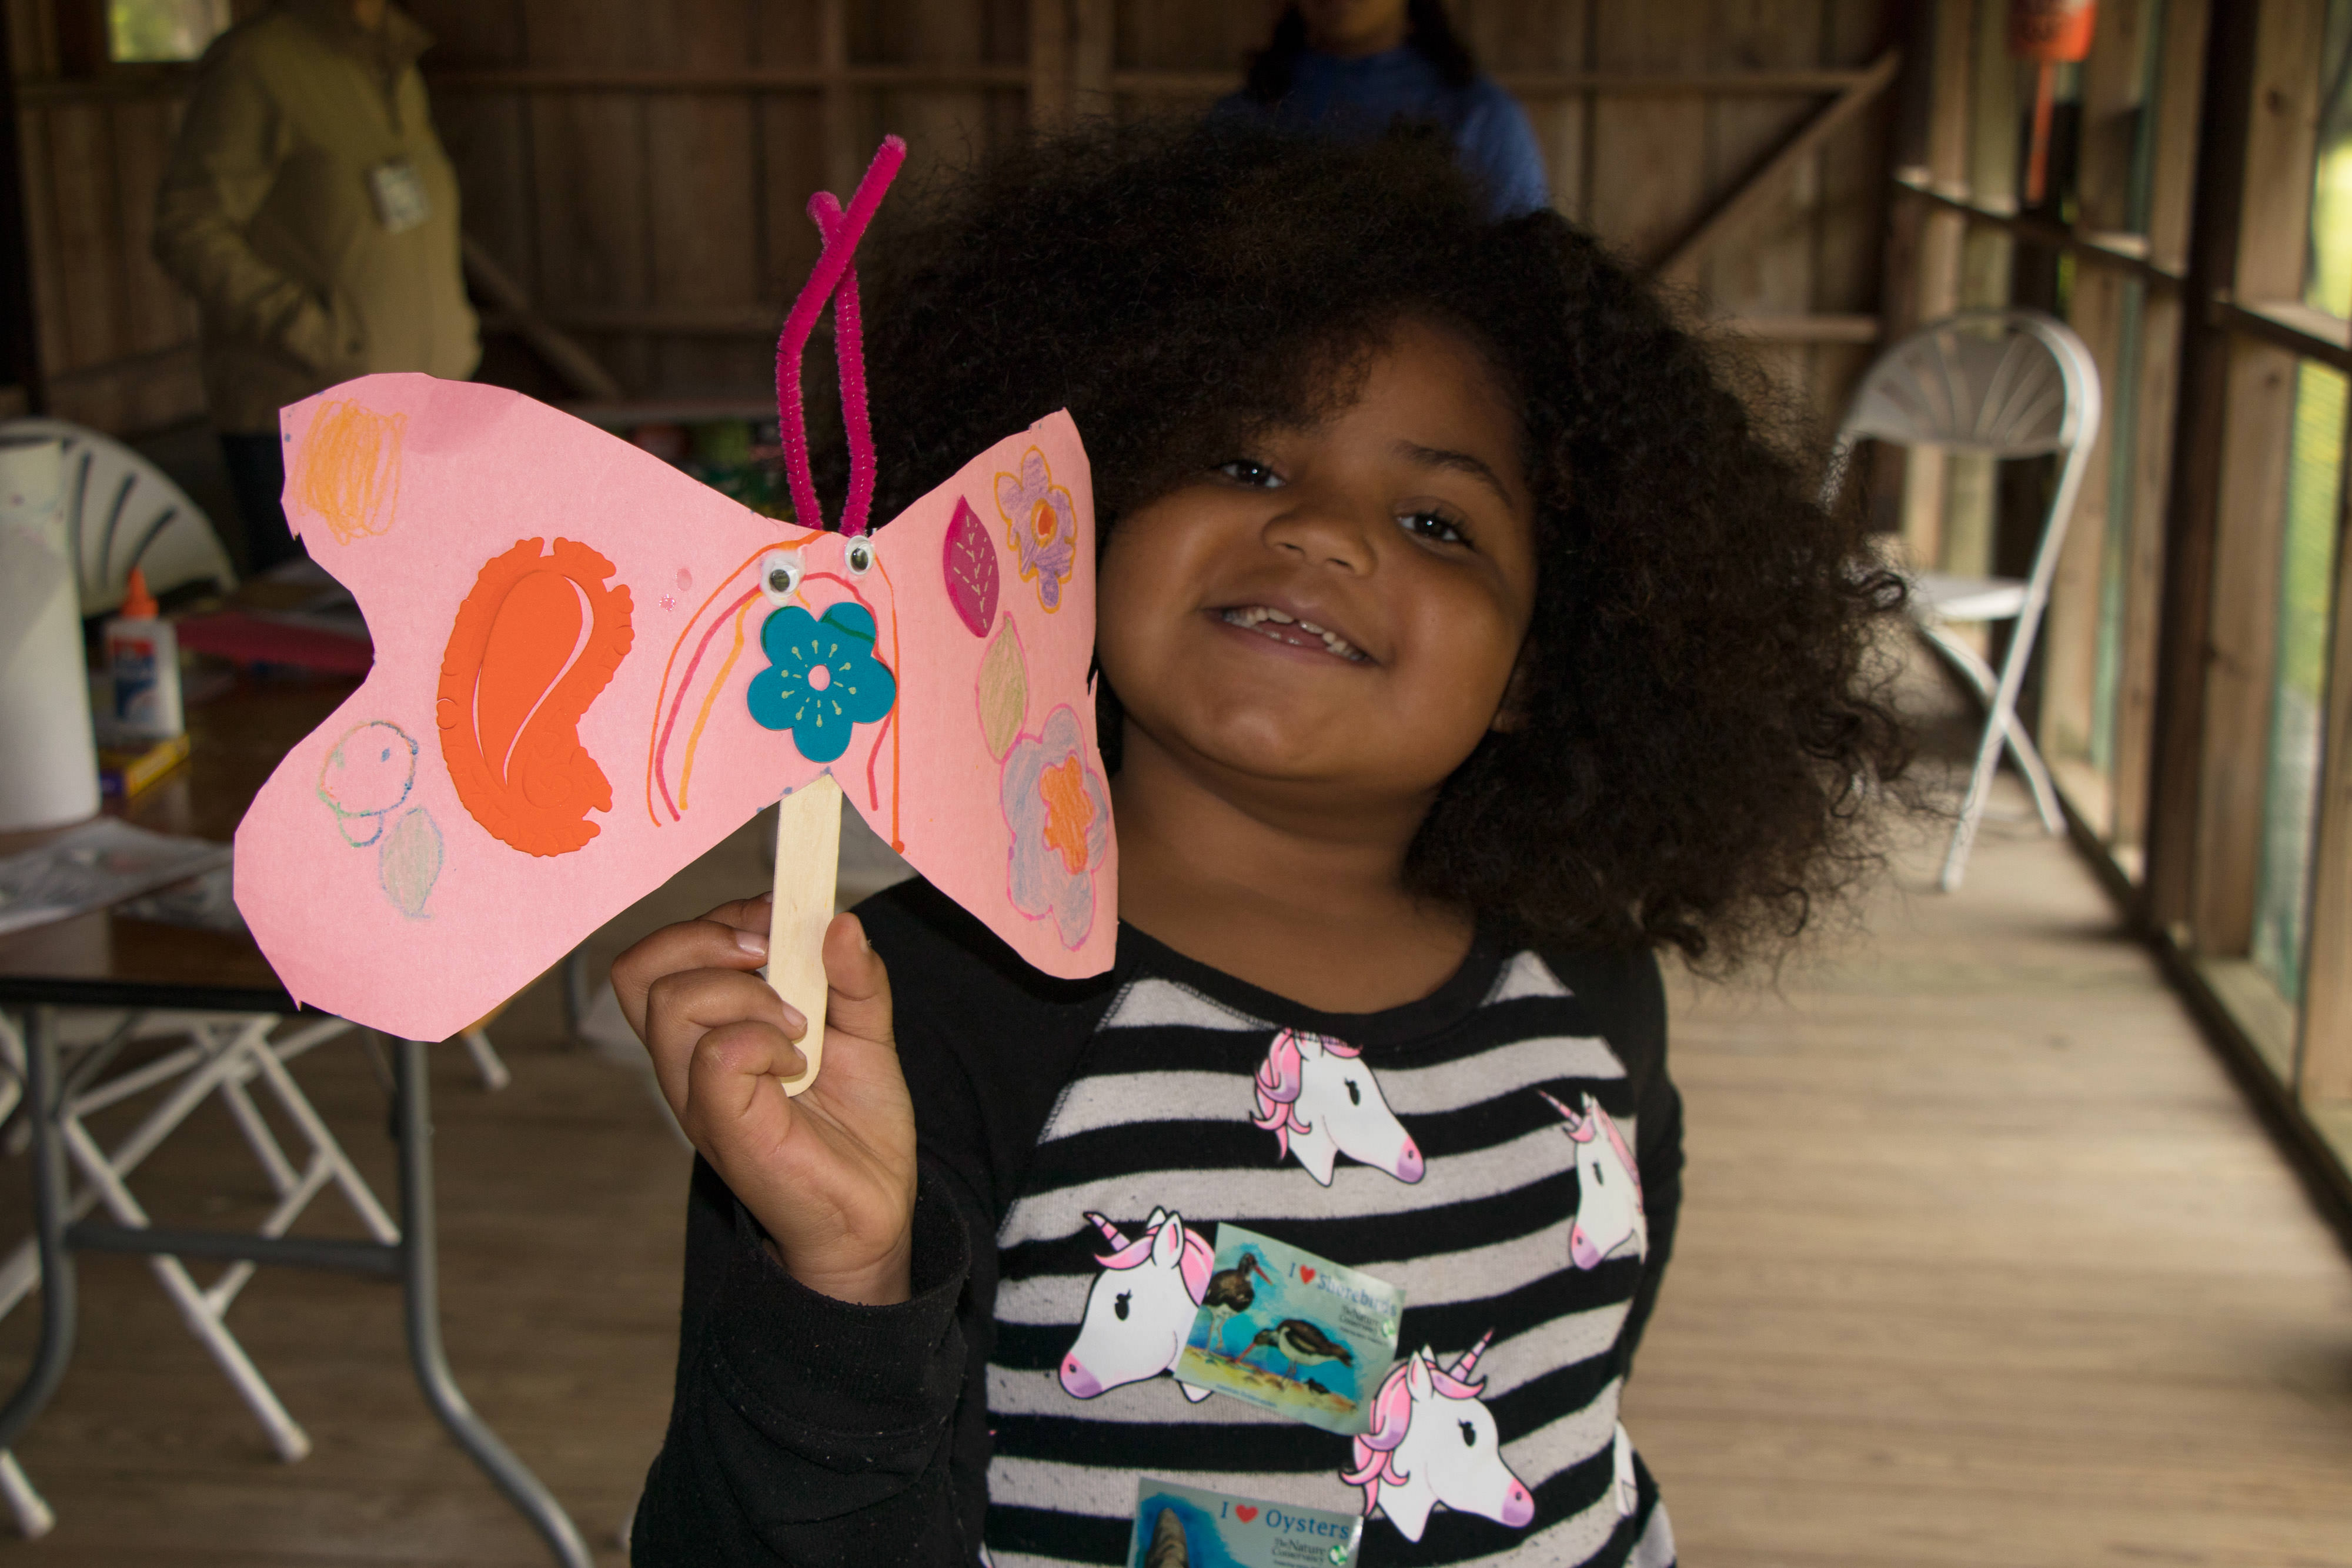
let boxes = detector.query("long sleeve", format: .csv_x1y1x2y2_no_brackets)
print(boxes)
630,879,1121,1566
629,1158,983,1566
152,41,351,375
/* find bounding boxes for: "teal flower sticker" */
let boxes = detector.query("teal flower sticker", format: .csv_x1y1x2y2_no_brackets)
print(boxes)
747,603,897,764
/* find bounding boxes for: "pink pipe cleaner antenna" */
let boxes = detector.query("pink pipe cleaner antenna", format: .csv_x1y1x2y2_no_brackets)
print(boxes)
774,136,905,536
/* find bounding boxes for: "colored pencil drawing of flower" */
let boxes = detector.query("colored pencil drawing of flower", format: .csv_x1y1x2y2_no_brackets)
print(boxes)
747,601,897,764
1001,704,1110,950
993,447,1078,613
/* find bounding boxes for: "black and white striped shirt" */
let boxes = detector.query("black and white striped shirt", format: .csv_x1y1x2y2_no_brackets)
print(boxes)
634,879,1683,1568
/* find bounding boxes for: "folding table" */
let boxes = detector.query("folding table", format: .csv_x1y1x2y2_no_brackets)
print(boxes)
0,673,588,1566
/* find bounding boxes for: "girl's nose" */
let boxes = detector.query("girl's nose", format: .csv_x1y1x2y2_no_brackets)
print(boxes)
1261,493,1378,575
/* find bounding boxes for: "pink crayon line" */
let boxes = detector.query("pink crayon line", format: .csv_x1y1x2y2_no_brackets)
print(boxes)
654,585,762,822
643,534,812,827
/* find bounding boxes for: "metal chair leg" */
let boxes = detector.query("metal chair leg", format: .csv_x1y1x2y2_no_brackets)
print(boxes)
394,1039,589,1568
0,1010,76,1487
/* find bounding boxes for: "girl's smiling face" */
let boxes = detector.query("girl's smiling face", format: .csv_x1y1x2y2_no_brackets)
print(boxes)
1098,318,1539,816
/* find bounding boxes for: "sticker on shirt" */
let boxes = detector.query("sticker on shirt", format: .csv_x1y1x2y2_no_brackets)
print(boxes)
1130,1477,1364,1568
1251,1029,1424,1186
1172,1225,1403,1436
1343,1333,1535,1543
1541,1090,1648,1267
369,160,431,233
1061,1208,1216,1405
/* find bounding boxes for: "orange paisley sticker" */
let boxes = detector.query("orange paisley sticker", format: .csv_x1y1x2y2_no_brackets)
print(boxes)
437,537,634,857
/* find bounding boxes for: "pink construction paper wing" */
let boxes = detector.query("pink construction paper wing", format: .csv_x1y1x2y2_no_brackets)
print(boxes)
233,373,1114,1042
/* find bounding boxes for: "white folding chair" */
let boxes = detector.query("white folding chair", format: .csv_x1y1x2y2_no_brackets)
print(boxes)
0,1010,398,1536
0,417,237,614
1823,308,2103,891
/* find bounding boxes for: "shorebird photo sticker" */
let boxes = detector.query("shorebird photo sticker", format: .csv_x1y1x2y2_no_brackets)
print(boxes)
1172,1225,1404,1437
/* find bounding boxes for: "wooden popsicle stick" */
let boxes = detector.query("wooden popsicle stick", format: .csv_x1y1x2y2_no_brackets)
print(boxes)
767,773,843,1096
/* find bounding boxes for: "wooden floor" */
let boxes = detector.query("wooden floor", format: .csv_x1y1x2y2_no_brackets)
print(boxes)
1,696,2348,1564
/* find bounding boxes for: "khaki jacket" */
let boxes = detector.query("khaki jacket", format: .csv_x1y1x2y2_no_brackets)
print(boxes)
154,0,478,433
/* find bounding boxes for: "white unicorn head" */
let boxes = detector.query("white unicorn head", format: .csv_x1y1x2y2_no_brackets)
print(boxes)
1058,1208,1215,1403
1541,1090,1646,1269
1252,1029,1423,1186
1342,1333,1534,1543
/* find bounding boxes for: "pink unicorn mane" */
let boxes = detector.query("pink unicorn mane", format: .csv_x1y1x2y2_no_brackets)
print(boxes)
1541,1090,1644,1207
1342,1342,1490,1514
1252,1030,1362,1156
1086,1212,1212,1303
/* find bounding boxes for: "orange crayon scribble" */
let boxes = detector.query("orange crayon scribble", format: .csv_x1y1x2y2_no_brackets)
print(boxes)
438,537,634,858
291,399,406,544
676,592,759,811
1038,755,1094,875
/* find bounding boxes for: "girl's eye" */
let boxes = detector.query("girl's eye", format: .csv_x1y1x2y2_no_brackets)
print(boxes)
1398,510,1468,546
1216,459,1282,488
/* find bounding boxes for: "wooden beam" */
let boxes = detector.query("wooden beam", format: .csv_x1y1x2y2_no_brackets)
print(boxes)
1653,49,1900,285
817,0,857,212
1108,66,1892,98
1716,313,1882,342
1028,0,1071,130
2216,297,2352,375
1889,176,2184,287
426,65,1033,93
460,235,624,401
1070,0,1112,116
0,11,43,413
2111,0,2217,863
2189,0,2326,957
2299,378,2352,1102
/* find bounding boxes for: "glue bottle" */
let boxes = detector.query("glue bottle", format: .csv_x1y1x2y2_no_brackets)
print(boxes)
104,567,183,741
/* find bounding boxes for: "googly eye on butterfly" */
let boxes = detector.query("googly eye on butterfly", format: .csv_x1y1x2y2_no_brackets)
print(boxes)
233,137,1118,1086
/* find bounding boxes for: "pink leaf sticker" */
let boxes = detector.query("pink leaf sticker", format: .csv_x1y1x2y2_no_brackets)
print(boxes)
943,497,999,637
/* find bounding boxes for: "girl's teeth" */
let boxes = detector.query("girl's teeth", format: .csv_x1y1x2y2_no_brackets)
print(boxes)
1219,606,1364,662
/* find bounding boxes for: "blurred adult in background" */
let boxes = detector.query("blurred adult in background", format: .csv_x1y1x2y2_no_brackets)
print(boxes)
155,0,477,573
1217,0,1549,219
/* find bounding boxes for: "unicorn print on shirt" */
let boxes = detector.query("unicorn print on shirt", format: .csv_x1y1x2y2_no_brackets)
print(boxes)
1251,1029,1424,1186
1542,1090,1647,1268
1343,1332,1535,1543
1058,1209,1215,1403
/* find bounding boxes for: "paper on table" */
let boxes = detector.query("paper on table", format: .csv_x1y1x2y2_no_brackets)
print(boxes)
232,375,1114,1043
0,818,232,937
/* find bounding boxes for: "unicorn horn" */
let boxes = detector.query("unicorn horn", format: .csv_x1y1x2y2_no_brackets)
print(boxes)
1448,1330,1496,1379
1085,1211,1132,1249
1536,1089,1575,1121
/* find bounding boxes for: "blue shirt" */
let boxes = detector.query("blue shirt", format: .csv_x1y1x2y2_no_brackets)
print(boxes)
1215,45,1551,219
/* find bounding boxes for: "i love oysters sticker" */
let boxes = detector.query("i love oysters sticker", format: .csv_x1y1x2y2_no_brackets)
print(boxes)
1129,1477,1363,1568
1172,1224,1404,1436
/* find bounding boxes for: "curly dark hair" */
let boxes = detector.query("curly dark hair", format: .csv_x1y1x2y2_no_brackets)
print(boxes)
829,118,1906,964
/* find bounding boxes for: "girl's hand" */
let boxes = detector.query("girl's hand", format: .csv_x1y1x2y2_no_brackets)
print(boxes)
612,900,916,1306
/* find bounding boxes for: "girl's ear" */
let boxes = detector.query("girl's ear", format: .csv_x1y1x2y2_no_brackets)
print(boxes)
1489,646,1535,734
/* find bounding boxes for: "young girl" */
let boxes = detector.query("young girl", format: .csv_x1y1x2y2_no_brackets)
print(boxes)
615,121,1902,1567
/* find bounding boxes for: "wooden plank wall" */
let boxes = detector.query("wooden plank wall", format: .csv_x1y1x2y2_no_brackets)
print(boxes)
8,0,1900,436
5,0,209,433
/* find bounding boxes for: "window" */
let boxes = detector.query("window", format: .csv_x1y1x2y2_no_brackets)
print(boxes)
105,0,230,65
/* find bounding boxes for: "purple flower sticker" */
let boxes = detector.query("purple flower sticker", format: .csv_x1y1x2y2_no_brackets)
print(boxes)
994,447,1078,613
1001,704,1110,950
942,496,998,637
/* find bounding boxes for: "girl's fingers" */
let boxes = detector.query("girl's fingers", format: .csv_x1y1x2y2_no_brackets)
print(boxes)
637,967,804,1113
679,1018,805,1158
819,913,897,1052
611,901,773,1040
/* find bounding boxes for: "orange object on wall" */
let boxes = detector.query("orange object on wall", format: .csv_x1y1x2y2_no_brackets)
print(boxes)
437,537,634,857
2010,0,2096,63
